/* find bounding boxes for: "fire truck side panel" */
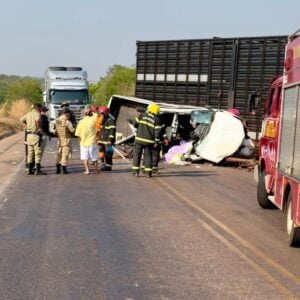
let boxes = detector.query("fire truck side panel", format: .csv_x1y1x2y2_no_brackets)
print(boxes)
274,171,284,208
291,181,300,225
277,35,300,229
257,30,300,245
258,77,282,193
278,86,298,175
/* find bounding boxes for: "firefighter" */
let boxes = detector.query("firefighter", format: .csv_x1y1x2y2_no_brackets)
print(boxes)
152,123,169,174
55,108,75,174
98,106,116,171
20,103,46,175
132,103,162,178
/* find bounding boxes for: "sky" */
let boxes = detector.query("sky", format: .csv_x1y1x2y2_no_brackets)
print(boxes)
1,0,300,82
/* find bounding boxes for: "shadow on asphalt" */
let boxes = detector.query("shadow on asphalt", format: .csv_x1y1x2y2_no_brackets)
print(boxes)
153,171,217,177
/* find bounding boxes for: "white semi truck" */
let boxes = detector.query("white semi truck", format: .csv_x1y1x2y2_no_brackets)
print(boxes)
43,66,90,132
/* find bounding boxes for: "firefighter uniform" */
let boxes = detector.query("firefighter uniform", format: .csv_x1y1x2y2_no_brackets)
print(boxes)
55,112,75,174
98,114,116,171
20,105,44,175
132,104,162,177
152,121,168,174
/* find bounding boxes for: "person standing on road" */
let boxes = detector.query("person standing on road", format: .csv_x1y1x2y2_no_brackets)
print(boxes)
75,107,99,175
22,104,34,171
98,106,116,172
60,101,77,128
20,103,46,175
55,108,75,174
40,106,52,163
152,121,168,174
132,103,161,178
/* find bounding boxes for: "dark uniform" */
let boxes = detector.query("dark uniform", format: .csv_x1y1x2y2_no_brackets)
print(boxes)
152,120,168,174
39,107,51,164
98,115,116,171
132,111,162,177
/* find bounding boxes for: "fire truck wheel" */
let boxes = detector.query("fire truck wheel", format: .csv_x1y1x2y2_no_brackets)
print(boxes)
257,169,275,209
286,193,300,247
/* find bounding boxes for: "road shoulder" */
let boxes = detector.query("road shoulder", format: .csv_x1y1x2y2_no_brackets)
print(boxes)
0,132,25,194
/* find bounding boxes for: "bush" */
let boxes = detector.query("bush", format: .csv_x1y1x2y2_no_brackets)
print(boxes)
5,78,42,105
90,65,136,105
0,99,30,134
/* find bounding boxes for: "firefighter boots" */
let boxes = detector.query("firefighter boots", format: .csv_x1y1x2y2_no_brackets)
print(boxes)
101,165,112,171
145,171,152,178
132,171,139,178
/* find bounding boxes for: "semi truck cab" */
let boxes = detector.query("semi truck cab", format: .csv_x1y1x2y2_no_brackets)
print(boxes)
43,66,89,132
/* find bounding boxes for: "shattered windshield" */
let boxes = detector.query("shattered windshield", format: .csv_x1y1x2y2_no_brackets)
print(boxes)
49,89,89,105
191,110,214,125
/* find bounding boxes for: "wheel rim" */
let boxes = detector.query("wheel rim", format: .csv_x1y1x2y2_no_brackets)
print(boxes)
287,200,293,235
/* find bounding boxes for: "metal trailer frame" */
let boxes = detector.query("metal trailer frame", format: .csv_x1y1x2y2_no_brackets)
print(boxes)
135,35,287,138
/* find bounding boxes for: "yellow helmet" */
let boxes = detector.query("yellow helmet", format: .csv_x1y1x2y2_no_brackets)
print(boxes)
148,103,160,115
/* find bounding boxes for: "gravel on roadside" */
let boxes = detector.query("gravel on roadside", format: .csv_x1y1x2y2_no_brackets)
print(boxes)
0,132,25,194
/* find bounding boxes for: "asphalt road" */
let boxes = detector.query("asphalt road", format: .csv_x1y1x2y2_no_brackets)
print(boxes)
0,138,299,299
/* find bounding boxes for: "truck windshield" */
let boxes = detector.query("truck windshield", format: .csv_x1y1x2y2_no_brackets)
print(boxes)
49,89,89,105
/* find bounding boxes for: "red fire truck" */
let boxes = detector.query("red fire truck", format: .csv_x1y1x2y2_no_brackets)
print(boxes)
257,29,300,247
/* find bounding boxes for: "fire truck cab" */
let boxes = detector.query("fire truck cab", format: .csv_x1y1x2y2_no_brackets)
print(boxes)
257,29,300,246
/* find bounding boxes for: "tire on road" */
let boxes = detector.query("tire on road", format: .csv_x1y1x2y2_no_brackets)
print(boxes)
286,192,300,247
257,169,275,209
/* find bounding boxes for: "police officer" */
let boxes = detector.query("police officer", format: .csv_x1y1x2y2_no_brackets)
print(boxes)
98,106,116,171
60,101,77,127
20,103,46,175
22,104,34,171
55,108,75,174
132,103,162,178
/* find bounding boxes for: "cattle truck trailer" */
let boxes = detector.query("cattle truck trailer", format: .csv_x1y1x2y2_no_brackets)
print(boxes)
135,35,287,138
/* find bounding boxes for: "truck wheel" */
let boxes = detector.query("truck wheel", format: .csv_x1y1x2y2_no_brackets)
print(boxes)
286,193,300,247
257,169,275,209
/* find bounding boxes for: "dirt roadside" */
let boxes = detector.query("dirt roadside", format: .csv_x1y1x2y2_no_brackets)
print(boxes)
0,132,25,194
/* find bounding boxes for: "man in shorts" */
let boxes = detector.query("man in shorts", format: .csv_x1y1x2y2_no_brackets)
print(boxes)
75,107,99,174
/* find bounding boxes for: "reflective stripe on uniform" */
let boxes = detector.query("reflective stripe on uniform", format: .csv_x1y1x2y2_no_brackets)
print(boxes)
144,168,152,172
135,137,155,143
139,120,155,128
105,125,116,129
132,166,140,170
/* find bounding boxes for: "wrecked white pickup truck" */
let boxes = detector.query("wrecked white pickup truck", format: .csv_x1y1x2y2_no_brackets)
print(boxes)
108,95,254,164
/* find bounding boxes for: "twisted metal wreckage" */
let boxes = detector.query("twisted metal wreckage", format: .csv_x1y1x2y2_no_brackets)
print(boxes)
107,95,254,165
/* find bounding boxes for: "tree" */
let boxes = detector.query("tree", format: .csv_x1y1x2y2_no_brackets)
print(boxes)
5,78,42,104
90,65,136,105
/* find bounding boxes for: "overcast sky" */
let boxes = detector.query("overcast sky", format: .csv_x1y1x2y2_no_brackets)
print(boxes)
1,0,299,81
